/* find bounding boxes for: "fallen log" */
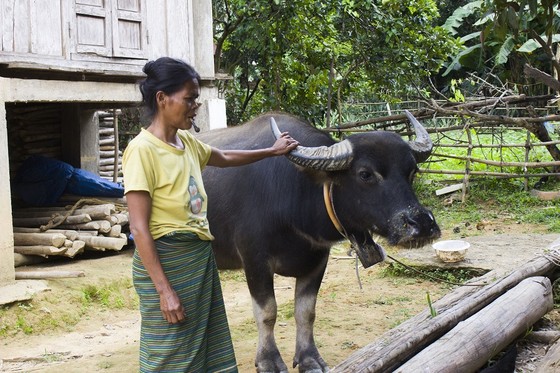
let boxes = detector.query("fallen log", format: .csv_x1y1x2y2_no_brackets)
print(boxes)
332,247,560,372
395,276,553,372
13,232,67,248
15,270,85,279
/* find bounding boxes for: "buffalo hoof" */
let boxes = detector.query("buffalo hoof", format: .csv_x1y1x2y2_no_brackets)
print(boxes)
256,350,288,373
293,354,329,373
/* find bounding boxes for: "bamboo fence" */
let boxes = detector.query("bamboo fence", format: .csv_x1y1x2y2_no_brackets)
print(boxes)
324,99,560,198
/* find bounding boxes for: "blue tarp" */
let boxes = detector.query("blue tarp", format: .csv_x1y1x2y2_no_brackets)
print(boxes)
13,155,123,206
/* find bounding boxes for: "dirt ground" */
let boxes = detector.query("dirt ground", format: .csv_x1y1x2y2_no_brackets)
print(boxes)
1,224,559,372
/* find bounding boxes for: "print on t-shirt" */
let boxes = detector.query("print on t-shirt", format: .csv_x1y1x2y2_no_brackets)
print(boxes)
188,176,204,215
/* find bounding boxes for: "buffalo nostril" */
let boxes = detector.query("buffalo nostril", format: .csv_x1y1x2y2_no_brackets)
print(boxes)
404,215,420,234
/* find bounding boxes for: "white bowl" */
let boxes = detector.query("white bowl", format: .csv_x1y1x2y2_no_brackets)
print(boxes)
432,240,470,263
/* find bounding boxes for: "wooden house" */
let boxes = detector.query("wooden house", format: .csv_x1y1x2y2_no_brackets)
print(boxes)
0,0,225,292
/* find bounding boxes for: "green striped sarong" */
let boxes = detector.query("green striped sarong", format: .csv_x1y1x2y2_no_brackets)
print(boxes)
133,231,238,372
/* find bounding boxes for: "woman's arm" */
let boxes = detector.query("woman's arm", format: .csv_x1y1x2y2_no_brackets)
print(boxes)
127,191,185,324
207,132,299,168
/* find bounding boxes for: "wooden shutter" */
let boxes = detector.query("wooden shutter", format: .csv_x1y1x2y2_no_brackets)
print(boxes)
111,0,146,58
74,0,112,56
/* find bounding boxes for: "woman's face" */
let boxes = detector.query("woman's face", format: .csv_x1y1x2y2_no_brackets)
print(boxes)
159,78,200,131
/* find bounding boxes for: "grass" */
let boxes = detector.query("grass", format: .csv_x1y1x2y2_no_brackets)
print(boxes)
414,176,560,234
0,278,138,339
379,260,486,285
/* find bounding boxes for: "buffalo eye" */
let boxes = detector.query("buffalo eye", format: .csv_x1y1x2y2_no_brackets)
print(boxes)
359,170,377,182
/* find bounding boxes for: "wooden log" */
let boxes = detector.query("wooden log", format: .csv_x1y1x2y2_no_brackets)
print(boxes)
99,136,115,145
112,213,129,225
57,220,112,233
14,253,46,267
527,330,560,344
394,277,553,373
12,227,82,240
534,337,560,372
77,234,127,251
65,240,85,258
13,214,92,227
15,270,85,279
332,248,560,373
14,245,67,256
13,232,67,248
107,224,122,238
13,204,116,220
105,215,118,225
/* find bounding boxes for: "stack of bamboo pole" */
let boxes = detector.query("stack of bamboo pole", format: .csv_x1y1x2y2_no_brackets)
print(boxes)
98,110,122,182
12,203,129,265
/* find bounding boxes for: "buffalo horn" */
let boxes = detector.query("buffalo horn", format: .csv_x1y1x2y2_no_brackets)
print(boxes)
270,117,354,171
404,110,433,163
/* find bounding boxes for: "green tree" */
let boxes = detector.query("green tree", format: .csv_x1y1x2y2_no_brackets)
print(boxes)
213,0,458,125
442,0,560,93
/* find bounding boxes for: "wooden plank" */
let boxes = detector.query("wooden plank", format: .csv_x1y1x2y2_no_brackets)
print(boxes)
1,0,15,52
30,0,63,56
395,277,553,372
13,0,30,53
435,183,464,196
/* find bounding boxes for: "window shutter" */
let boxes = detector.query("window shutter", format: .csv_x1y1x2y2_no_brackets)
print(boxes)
74,0,112,56
111,0,146,59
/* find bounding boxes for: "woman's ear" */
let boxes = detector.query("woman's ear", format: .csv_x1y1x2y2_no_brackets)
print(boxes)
156,91,166,107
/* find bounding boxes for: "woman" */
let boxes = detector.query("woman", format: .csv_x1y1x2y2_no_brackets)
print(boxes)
123,57,299,372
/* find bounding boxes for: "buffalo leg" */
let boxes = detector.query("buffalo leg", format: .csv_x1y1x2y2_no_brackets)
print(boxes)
246,268,288,373
292,258,329,372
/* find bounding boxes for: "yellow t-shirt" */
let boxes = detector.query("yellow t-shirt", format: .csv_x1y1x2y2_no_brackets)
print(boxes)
122,128,214,240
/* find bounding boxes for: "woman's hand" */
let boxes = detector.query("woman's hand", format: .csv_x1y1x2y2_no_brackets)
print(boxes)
270,132,299,155
159,288,186,324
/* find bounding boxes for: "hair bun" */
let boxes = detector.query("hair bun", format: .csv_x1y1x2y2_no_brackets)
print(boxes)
142,61,155,75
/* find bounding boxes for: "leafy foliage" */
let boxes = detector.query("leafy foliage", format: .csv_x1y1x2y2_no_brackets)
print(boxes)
213,0,458,125
441,0,560,90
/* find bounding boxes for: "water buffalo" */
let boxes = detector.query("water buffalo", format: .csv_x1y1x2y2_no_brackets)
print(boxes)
198,111,440,372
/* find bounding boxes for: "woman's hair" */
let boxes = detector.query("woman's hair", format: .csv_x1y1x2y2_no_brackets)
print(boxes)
139,57,201,118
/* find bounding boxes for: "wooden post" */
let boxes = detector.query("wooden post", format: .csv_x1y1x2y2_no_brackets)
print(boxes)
113,108,119,183
461,122,472,203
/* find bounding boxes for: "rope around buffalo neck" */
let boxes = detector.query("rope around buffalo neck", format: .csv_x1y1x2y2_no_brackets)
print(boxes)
322,182,487,288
